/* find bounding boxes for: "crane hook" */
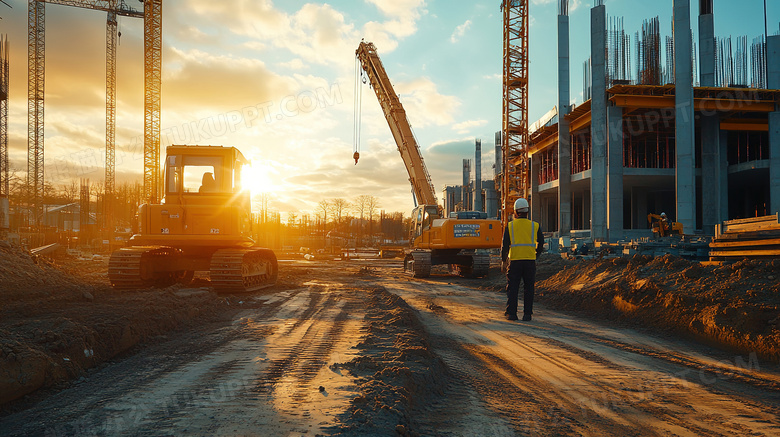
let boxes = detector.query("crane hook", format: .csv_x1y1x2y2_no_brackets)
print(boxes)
353,151,360,165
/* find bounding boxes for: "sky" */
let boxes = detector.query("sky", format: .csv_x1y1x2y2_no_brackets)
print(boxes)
1,0,778,218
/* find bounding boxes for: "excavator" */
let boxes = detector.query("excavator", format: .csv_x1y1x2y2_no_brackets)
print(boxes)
108,145,278,292
647,213,684,237
355,41,502,278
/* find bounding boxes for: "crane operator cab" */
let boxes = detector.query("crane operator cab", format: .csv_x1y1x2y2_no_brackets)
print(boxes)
109,145,277,292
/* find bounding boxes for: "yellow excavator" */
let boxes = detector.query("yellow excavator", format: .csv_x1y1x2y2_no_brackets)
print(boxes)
108,145,278,292
647,213,683,237
355,41,502,278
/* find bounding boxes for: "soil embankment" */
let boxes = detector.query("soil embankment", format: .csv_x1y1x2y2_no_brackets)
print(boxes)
533,254,780,361
0,247,300,408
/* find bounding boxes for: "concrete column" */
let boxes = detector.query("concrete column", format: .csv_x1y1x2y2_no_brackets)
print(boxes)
701,114,721,233
590,4,607,241
607,105,623,242
769,36,780,215
699,0,719,233
558,13,572,236
719,129,729,220
475,139,483,212
698,1,715,87
531,153,541,223
674,0,696,232
769,112,780,215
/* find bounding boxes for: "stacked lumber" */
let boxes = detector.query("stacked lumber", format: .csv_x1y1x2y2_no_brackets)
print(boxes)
709,213,780,260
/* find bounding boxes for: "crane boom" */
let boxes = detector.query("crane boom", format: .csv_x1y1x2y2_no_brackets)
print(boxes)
355,41,438,207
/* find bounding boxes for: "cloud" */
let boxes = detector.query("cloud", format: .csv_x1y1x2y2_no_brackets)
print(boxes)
280,59,306,70
450,20,472,43
364,0,426,22
394,78,460,127
163,48,298,112
452,119,488,134
182,0,423,68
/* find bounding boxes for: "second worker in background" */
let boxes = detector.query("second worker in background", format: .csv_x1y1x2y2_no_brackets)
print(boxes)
501,198,544,321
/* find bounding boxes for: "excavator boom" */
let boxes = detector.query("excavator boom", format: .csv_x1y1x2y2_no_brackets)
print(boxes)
355,41,438,206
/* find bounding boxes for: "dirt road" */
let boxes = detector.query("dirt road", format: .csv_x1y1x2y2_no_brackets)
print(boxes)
2,259,780,436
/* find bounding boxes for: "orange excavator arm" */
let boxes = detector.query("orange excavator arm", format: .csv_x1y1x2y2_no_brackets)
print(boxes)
355,41,438,207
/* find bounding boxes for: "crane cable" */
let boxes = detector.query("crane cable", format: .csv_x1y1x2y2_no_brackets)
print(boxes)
353,56,363,165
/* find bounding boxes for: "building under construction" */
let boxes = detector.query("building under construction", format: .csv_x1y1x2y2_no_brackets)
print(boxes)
526,0,780,242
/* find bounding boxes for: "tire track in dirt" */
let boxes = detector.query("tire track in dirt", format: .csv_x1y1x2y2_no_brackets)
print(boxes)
0,286,317,436
252,289,353,396
420,335,577,436
376,277,780,436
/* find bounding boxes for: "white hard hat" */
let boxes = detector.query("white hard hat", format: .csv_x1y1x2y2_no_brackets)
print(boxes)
514,198,529,212
661,212,667,217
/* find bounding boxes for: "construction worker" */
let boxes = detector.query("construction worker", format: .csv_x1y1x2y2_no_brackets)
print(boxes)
660,212,670,237
501,198,544,321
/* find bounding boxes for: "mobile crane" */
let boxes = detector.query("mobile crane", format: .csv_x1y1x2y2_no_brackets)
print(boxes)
355,41,502,278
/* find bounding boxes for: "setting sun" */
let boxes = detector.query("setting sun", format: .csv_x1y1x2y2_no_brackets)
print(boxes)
243,161,280,194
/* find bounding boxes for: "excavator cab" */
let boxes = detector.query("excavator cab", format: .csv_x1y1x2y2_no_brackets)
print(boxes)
109,145,277,292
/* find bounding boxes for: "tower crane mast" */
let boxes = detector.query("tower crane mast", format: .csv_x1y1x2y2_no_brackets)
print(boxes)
27,0,161,230
500,0,530,226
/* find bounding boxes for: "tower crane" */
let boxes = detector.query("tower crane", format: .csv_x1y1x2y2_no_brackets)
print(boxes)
500,0,530,227
27,0,161,230
355,41,502,278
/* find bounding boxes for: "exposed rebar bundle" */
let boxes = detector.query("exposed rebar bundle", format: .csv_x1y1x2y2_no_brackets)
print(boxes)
716,37,734,87
734,35,749,86
607,16,631,85
665,35,675,84
636,17,661,85
751,36,767,88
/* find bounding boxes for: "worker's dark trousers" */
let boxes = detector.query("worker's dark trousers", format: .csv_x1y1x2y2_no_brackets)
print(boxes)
505,259,535,316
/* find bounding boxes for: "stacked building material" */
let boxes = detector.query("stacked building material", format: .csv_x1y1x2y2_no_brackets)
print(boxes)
709,214,780,260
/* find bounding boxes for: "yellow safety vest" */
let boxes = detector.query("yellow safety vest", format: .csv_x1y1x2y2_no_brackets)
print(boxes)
508,218,538,261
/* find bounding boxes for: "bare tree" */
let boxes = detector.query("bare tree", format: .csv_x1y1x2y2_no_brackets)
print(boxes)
330,198,350,229
287,211,298,227
353,195,369,220
366,196,380,246
366,196,380,223
317,199,331,226
62,181,79,203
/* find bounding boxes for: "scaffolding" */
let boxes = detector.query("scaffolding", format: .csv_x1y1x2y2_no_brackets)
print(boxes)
538,146,558,186
571,128,591,175
623,111,676,169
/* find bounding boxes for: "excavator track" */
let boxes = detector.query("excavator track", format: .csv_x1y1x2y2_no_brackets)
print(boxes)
469,253,491,278
450,253,492,278
108,246,180,289
404,251,431,278
210,248,278,293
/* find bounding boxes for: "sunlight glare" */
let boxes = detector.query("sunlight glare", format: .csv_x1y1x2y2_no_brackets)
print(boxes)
243,160,280,195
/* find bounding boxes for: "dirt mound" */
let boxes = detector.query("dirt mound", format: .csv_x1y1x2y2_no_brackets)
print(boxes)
0,247,279,408
0,246,84,305
478,253,578,293
538,255,780,361
332,286,449,436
